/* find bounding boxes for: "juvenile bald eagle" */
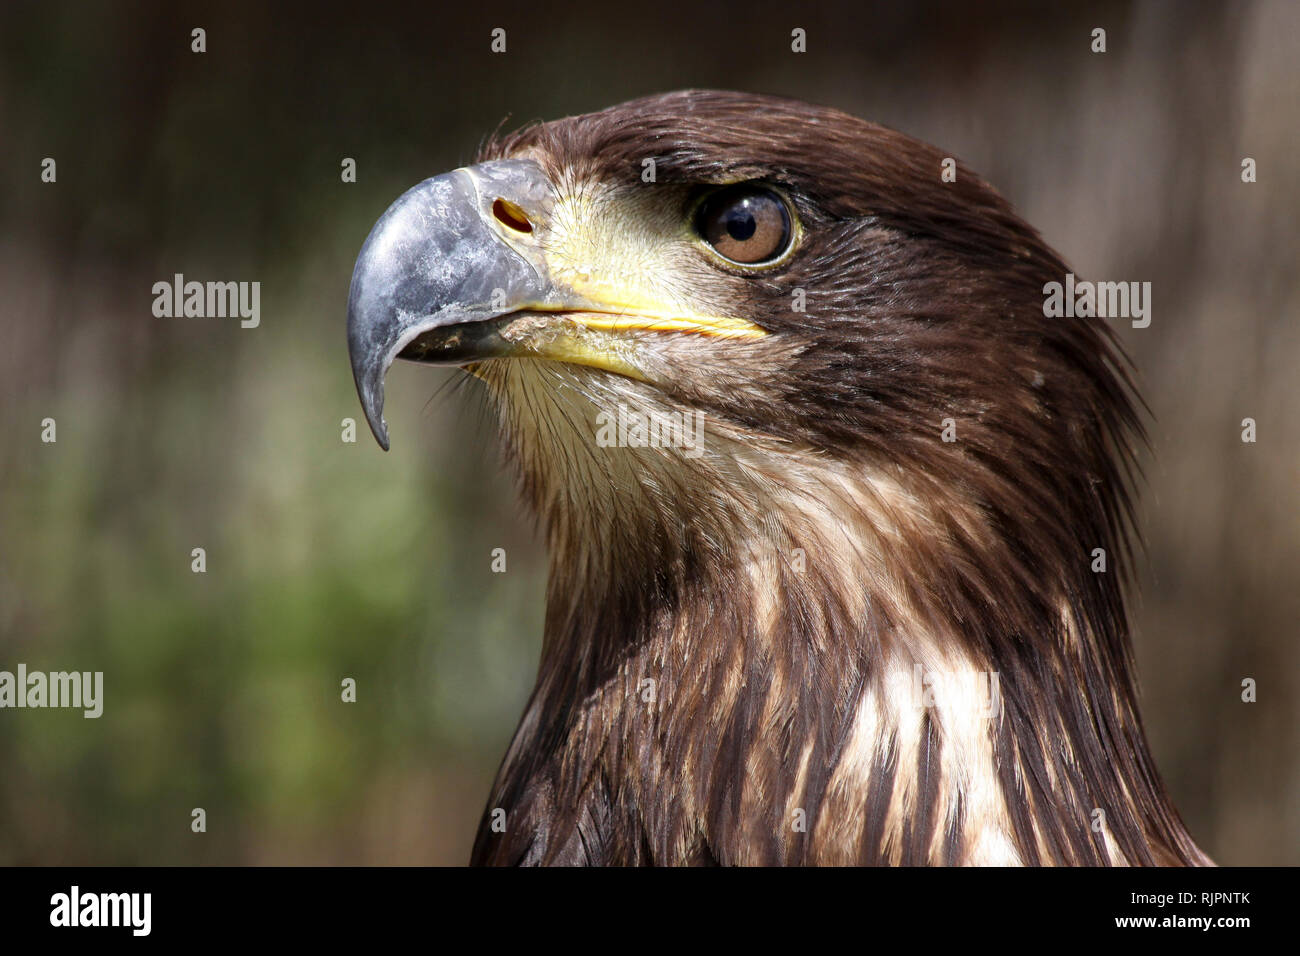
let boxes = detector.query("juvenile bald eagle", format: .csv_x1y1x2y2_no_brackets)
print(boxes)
347,90,1209,866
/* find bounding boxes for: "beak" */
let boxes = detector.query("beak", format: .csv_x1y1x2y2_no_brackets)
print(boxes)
347,157,769,450
346,159,559,450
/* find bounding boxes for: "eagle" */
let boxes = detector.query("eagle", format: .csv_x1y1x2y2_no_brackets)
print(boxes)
346,90,1210,866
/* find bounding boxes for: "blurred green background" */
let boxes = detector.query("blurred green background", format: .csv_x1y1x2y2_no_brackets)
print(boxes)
1,0,1296,864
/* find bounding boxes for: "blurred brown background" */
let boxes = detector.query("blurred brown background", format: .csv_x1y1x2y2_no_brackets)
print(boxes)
0,0,1295,864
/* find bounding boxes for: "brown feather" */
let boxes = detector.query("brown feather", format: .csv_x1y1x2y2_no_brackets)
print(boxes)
465,90,1209,866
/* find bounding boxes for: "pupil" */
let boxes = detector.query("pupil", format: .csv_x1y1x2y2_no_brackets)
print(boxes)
726,207,757,241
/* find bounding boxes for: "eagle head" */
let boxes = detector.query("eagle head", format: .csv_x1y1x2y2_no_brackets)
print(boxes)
347,90,1208,867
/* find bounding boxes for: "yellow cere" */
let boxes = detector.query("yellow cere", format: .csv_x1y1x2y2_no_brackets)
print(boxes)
563,311,768,340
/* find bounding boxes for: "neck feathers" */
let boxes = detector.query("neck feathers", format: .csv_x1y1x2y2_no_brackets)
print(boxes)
471,364,1208,866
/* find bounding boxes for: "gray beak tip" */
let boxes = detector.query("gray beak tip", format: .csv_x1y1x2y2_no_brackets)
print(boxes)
353,363,392,451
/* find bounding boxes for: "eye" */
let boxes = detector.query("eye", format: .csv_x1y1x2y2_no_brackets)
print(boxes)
694,185,793,265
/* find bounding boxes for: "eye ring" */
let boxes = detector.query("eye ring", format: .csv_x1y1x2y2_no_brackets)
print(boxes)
693,185,797,268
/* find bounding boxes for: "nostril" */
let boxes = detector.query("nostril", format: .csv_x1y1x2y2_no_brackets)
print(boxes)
492,198,533,233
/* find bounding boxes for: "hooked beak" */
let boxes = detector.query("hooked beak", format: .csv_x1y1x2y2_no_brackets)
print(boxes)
346,157,769,450
346,159,558,450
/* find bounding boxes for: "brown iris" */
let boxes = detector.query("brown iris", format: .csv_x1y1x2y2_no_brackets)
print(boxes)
695,185,792,265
